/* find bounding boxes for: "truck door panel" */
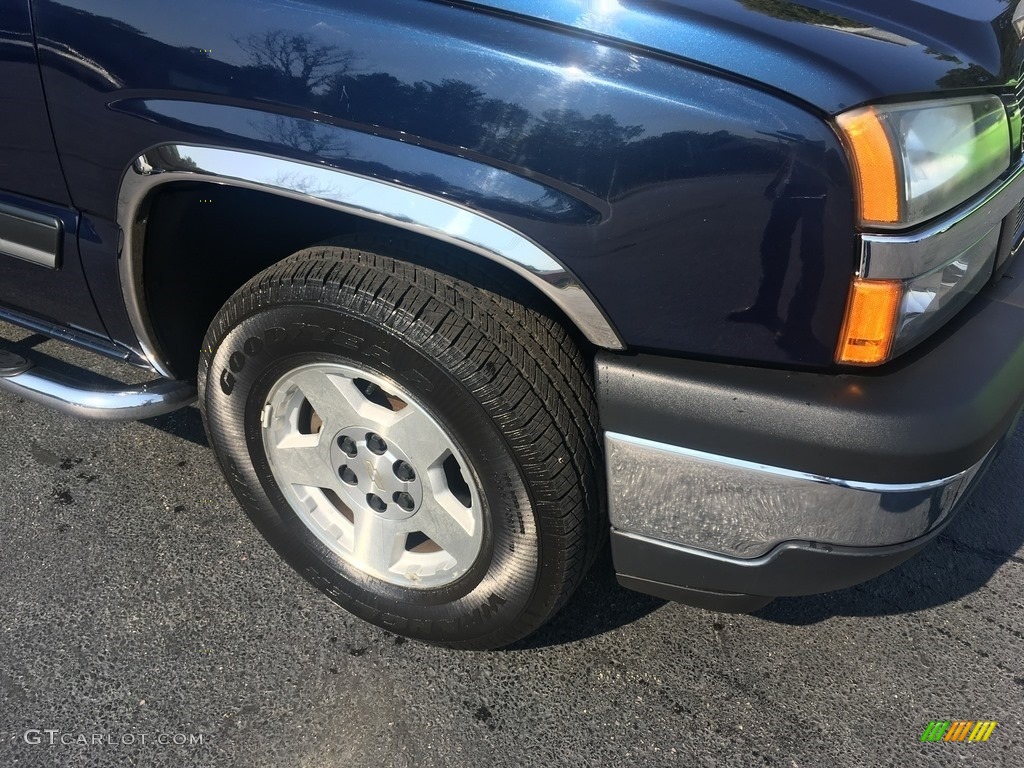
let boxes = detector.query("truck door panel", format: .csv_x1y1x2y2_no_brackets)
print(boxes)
0,0,106,336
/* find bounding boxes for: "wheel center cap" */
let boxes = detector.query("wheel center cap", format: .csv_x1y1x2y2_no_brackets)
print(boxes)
330,426,423,521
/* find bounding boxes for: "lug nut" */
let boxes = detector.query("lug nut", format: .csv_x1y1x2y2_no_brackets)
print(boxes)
393,492,415,512
339,466,358,485
393,460,416,482
366,433,387,455
367,494,388,513
337,435,357,457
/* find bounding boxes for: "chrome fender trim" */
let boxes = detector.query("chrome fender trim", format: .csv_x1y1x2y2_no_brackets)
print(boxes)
117,143,624,376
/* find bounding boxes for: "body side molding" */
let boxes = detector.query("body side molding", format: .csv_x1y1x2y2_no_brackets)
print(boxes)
116,143,624,377
0,203,62,269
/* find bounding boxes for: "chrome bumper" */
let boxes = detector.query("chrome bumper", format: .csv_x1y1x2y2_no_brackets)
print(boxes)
605,432,988,559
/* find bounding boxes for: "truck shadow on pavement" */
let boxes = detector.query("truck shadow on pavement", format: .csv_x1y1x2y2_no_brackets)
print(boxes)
141,405,210,447
506,544,668,650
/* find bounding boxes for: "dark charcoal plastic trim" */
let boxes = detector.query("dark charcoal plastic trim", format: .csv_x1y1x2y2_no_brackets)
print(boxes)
611,521,950,601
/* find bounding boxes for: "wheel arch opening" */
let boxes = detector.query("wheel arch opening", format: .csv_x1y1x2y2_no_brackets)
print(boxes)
140,181,592,381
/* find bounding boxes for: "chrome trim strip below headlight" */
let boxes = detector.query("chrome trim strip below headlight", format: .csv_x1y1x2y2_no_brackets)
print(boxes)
861,160,1024,280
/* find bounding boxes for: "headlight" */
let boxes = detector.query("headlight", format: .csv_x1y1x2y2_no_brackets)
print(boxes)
837,96,1010,228
833,95,1012,366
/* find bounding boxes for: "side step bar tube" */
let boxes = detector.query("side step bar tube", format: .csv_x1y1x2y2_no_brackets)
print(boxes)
0,351,195,421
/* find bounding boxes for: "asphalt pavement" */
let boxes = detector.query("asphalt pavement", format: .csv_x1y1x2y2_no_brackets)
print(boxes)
0,323,1021,767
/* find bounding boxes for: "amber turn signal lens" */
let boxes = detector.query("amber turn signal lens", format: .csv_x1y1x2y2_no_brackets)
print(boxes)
836,108,901,225
836,279,903,365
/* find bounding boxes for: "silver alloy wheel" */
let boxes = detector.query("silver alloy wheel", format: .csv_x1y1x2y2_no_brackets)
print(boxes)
261,363,484,589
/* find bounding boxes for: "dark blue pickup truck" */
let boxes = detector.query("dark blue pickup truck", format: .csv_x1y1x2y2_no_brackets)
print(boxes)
2,0,1023,649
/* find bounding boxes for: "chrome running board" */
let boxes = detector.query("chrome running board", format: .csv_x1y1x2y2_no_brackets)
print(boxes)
0,349,195,420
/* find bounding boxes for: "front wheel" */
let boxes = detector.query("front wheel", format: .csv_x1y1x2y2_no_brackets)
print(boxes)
197,242,604,649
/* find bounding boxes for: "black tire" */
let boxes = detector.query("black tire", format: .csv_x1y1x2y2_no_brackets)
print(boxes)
197,240,604,649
